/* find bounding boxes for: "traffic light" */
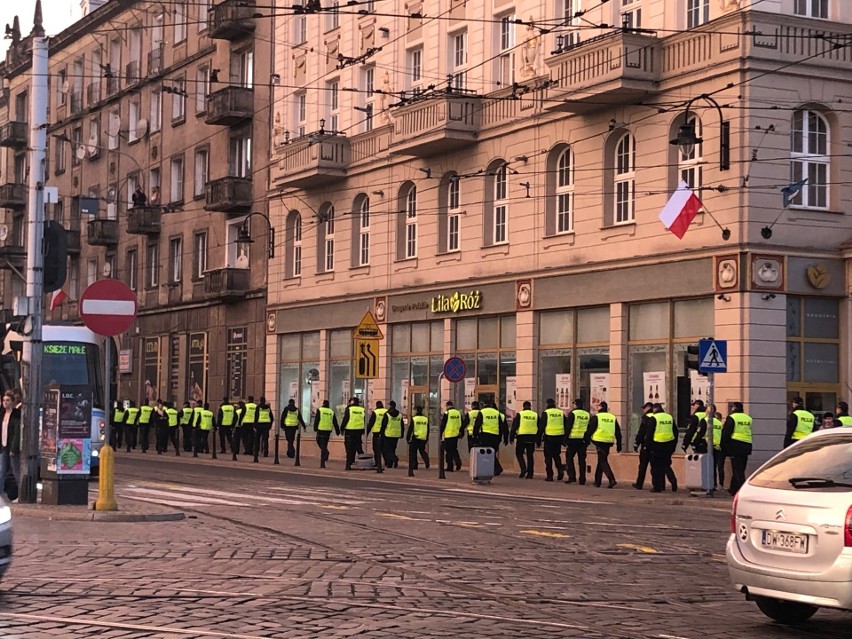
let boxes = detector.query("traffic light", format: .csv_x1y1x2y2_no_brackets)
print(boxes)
43,220,68,293
685,345,707,377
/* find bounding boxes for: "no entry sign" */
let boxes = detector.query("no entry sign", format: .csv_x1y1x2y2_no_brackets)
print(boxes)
79,279,137,337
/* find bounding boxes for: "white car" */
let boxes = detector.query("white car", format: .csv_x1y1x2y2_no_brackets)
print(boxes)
0,502,11,582
727,428,852,624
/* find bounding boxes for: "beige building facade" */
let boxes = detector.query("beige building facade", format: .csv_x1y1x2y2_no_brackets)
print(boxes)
266,0,852,467
1,0,272,407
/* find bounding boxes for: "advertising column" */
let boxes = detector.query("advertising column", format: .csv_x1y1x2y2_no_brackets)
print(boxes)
40,385,92,505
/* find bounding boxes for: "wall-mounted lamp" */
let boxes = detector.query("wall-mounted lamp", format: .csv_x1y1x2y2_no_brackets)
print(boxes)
270,73,281,85
372,190,384,197
514,155,528,163
379,27,390,37
761,293,776,301
236,211,275,259
717,293,731,302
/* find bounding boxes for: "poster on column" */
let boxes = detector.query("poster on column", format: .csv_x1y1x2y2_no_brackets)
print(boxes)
366,379,375,410
589,373,609,415
505,376,517,419
555,373,572,410
690,370,710,404
341,379,351,406
400,380,409,418
643,371,667,407
310,379,320,414
464,378,476,410
288,381,298,403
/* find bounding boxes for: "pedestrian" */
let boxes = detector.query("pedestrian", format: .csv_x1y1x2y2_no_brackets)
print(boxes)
473,401,508,476
820,412,836,429
280,398,305,459
124,400,139,452
540,398,565,482
440,401,463,472
406,405,430,477
180,401,194,452
242,396,258,455
110,399,125,449
233,401,246,455
703,403,725,489
464,400,481,452
564,398,590,485
366,401,387,471
165,401,181,455
256,397,275,459
313,399,339,468
0,391,22,501
646,402,679,493
681,400,708,454
137,400,154,453
721,402,752,495
131,185,147,207
835,401,852,427
510,401,539,479
585,401,622,488
340,397,366,470
785,396,816,448
217,397,236,454
195,402,215,455
154,399,169,454
380,400,404,469
633,402,653,490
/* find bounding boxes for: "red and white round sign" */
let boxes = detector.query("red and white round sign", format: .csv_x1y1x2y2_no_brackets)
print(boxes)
79,279,137,337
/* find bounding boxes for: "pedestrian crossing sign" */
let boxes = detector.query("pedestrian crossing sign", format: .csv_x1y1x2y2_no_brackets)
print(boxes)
698,338,727,373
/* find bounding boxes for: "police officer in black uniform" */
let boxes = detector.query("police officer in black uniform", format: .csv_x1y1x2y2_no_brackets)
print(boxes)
633,402,654,489
646,402,679,493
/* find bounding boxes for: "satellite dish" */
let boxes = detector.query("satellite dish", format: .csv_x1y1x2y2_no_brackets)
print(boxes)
0,225,8,241
75,145,87,160
108,113,121,137
102,262,112,277
135,118,148,138
86,144,98,156
60,79,70,94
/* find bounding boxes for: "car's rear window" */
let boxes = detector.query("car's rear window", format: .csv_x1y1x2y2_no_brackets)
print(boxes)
749,433,852,491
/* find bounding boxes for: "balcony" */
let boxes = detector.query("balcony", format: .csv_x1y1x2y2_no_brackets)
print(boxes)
205,86,253,125
126,206,162,235
545,32,661,113
389,95,480,157
0,121,27,148
0,183,26,209
86,81,101,105
0,240,26,271
125,61,140,88
66,228,82,254
86,218,119,247
273,134,349,188
203,267,250,301
204,176,252,213
148,45,164,76
209,0,257,40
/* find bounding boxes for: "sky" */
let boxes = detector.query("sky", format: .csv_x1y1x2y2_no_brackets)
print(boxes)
2,0,80,57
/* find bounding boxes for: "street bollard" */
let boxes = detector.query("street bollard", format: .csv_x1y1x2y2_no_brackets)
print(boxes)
253,427,260,463
232,428,238,461
211,426,218,460
295,428,302,467
439,440,446,480
274,429,280,465
94,444,118,511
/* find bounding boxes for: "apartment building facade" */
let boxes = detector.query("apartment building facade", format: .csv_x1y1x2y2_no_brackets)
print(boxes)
0,0,272,407
265,0,852,465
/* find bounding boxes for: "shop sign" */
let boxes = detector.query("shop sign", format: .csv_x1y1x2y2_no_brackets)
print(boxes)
430,289,482,314
118,349,133,373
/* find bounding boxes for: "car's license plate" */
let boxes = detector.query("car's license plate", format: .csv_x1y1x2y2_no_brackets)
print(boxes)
761,530,808,554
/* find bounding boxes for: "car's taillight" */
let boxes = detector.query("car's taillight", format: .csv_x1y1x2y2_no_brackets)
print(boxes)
731,493,739,534
844,505,852,547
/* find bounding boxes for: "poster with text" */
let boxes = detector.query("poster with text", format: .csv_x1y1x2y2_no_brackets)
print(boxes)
341,379,351,405
690,370,710,405
310,379,320,414
366,380,375,410
643,371,667,407
555,373,573,410
464,378,476,410
288,381,298,403
400,380,410,418
56,438,91,475
590,373,609,415
59,387,93,439
505,376,518,418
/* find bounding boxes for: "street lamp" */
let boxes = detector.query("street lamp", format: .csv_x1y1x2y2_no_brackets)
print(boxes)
235,211,275,259
670,94,730,171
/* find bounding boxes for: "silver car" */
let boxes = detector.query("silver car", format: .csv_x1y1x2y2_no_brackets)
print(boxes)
727,428,852,623
0,502,11,582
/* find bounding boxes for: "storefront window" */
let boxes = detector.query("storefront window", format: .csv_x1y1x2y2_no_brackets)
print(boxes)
453,315,516,413
787,296,840,393
329,329,353,419
278,331,320,422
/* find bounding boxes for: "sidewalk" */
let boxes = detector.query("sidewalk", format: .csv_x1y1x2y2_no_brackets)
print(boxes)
8,492,185,523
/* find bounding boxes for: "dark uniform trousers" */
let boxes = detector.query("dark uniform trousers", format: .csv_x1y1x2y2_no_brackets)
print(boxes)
382,437,400,468
543,435,564,480
194,428,210,455
634,446,650,488
479,433,504,475
110,421,124,449
714,449,726,489
182,423,194,452
444,436,461,471
565,438,588,483
232,425,243,455
283,425,298,458
650,442,677,491
344,431,362,468
514,435,536,478
592,443,616,486
316,432,331,466
125,423,138,452
155,422,169,453
255,424,271,458
219,425,233,453
371,433,383,469
408,439,429,472
168,427,181,454
138,422,151,453
241,423,255,455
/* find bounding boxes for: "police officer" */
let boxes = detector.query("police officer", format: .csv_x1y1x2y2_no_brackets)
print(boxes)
217,397,236,454
784,396,815,448
366,401,387,471
464,401,481,451
406,405,430,477
701,403,725,489
835,401,852,427
473,401,508,476
564,398,590,485
242,396,258,455
110,400,125,449
280,399,305,459
511,401,539,479
154,399,169,454
165,401,180,455
381,401,404,469
124,400,139,452
180,401,194,452
256,397,275,459
633,402,654,490
233,401,246,455
440,401,463,472
340,397,366,470
137,401,154,453
195,402,215,456
585,401,622,488
541,398,566,482
681,400,708,453
721,402,752,495
313,399,339,468
646,402,678,493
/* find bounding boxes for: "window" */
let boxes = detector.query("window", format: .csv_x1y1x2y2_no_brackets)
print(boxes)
493,164,509,244
448,176,461,252
198,0,211,31
326,0,340,30
169,237,182,283
105,254,116,280
229,135,251,177
790,109,829,209
146,242,160,288
196,65,209,114
397,184,417,260
170,157,184,204
174,0,187,43
559,0,581,49
106,183,118,219
88,118,100,158
231,48,253,88
614,133,635,224
150,90,162,132
71,126,82,166
318,204,335,272
108,108,119,149
194,148,209,197
794,0,827,18
786,296,840,386
149,169,161,205
128,98,141,142
57,68,67,106
621,0,642,28
194,232,208,278
326,80,339,132
555,146,574,233
451,31,468,90
69,258,80,300
127,249,138,290
54,134,67,174
678,116,703,190
352,195,371,267
362,67,374,131
497,13,516,88
295,5,308,44
290,212,302,277
171,77,186,122
87,259,97,287
127,173,139,209
295,92,307,137
686,0,709,29
408,48,423,94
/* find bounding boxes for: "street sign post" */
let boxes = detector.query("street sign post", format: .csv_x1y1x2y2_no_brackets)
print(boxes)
353,311,383,381
697,338,727,496
79,279,137,512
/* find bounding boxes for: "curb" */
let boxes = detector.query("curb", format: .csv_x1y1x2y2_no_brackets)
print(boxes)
10,505,185,523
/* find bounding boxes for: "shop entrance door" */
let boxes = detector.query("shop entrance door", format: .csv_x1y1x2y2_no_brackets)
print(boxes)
477,386,497,407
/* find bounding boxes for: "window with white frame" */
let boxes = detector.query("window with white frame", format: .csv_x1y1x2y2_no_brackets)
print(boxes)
559,0,581,49
174,0,187,43
71,126,82,166
448,176,461,251
57,68,67,106
127,173,139,209
54,135,67,174
686,0,709,29
362,66,374,131
408,47,423,95
194,232,208,278
194,148,209,197
87,259,97,287
678,116,703,190
405,186,417,259
292,213,302,277
621,0,642,29
227,219,249,268
198,0,211,31
126,249,138,290
169,237,182,283
149,169,160,204
196,65,209,113
295,5,308,44
790,109,829,209
170,157,184,203
88,117,100,158
128,98,141,142
108,108,119,149
323,206,335,272
107,183,118,219
614,133,635,224
69,258,80,300
493,164,509,244
451,31,468,90
556,147,574,233
497,13,516,88
229,135,252,177
150,90,162,132
295,91,307,136
794,0,827,18
171,77,186,122
327,80,339,132
326,0,340,30
359,197,370,266
146,242,159,288
232,48,254,88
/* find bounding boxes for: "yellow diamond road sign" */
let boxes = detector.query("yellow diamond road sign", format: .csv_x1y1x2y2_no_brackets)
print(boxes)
353,310,384,340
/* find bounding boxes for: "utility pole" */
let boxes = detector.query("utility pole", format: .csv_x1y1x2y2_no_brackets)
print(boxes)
20,0,48,504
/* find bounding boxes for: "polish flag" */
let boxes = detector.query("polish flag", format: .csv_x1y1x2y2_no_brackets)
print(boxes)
50,289,68,310
658,181,703,239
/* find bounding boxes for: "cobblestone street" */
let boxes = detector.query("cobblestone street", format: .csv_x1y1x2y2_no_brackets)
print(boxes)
1,455,849,638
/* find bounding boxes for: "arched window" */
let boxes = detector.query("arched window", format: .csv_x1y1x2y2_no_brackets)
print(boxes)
317,202,335,273
396,182,417,260
437,172,461,253
614,133,635,224
678,115,703,190
545,144,574,235
351,194,370,267
483,159,509,246
285,210,302,278
790,109,829,209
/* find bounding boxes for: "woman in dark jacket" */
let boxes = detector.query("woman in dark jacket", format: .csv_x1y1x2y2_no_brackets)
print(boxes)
1,390,22,499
